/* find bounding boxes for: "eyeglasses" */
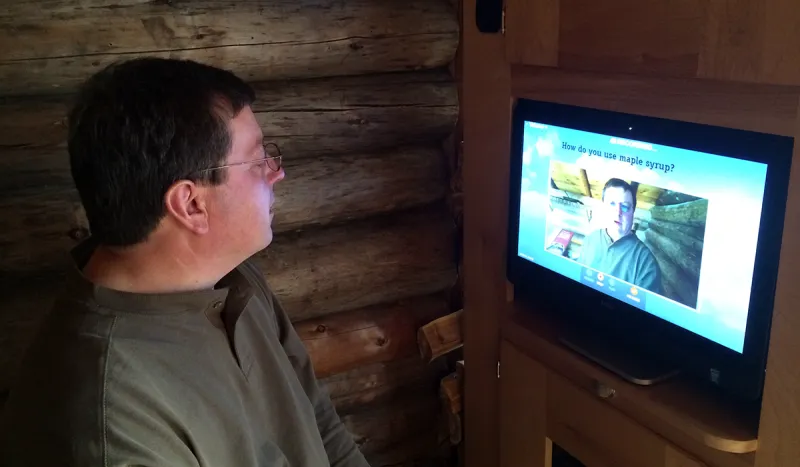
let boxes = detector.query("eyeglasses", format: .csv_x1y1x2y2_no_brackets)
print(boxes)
193,142,282,175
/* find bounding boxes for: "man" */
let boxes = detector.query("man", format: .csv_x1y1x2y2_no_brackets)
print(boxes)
0,58,369,467
580,178,663,294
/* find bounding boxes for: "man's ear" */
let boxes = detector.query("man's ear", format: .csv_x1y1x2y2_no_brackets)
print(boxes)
164,180,210,235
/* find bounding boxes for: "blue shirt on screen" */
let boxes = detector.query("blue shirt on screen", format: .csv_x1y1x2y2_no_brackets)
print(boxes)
580,229,663,294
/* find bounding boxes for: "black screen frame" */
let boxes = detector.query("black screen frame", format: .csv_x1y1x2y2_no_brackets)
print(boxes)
506,98,794,401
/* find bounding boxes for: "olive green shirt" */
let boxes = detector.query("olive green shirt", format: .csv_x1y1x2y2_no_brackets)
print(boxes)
580,228,663,294
0,241,369,467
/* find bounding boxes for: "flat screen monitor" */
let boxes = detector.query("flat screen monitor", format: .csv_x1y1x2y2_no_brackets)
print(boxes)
507,98,793,400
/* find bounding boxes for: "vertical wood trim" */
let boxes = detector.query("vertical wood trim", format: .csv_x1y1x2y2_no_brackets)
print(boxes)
462,0,512,465
500,341,551,467
505,0,560,66
754,96,800,467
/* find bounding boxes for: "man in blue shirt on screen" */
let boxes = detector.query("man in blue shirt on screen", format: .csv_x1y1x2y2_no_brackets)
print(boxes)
580,178,663,294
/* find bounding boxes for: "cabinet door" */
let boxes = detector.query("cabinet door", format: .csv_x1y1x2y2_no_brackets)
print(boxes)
499,341,551,467
503,0,800,85
547,372,670,467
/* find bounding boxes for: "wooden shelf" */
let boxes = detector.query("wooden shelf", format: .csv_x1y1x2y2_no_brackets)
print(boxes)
500,300,759,466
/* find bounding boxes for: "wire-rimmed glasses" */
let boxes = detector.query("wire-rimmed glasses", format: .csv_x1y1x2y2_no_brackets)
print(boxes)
193,142,282,176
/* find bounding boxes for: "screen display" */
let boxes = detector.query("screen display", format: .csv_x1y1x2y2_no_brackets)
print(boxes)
517,121,768,353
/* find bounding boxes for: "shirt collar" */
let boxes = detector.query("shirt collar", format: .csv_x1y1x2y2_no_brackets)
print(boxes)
65,238,249,322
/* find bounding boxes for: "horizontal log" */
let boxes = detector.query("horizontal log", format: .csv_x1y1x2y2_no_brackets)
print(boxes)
648,199,708,227
644,228,702,283
321,356,442,414
656,190,702,206
0,69,458,157
341,391,444,462
0,0,458,97
647,218,705,251
297,293,449,378
0,189,88,273
276,146,448,231
259,206,457,321
0,145,449,274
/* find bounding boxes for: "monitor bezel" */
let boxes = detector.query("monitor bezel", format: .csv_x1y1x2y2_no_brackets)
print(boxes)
506,98,793,401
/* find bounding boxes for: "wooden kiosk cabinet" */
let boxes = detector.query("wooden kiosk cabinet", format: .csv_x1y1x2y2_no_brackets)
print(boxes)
498,304,760,467
460,1,800,467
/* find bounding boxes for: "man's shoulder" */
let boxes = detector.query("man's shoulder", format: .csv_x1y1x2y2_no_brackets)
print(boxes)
626,234,660,264
627,233,653,253
581,228,606,253
0,302,117,462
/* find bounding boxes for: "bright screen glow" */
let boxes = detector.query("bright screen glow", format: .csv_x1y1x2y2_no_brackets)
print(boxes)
517,121,768,353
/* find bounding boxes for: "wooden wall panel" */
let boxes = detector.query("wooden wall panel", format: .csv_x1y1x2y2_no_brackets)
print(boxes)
504,0,800,86
0,0,459,96
698,0,764,83
558,0,704,77
699,0,800,86
760,0,800,85
510,65,799,137
505,0,558,67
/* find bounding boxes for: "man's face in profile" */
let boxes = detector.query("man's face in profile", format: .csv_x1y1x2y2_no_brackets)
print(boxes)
603,186,635,241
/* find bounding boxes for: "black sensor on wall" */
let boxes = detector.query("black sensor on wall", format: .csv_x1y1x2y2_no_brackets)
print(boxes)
476,0,503,33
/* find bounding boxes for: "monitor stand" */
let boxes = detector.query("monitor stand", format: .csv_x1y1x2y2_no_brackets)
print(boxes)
560,331,680,386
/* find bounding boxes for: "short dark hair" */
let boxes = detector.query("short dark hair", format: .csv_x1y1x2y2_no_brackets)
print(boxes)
67,57,256,247
602,178,637,209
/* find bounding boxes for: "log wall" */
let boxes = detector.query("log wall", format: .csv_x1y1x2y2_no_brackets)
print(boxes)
0,1,460,465
641,198,708,309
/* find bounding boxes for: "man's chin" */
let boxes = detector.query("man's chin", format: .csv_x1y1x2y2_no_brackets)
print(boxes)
262,228,274,249
606,227,628,241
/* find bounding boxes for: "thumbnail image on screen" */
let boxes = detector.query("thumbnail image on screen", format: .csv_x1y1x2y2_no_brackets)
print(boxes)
516,121,768,353
545,161,707,310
